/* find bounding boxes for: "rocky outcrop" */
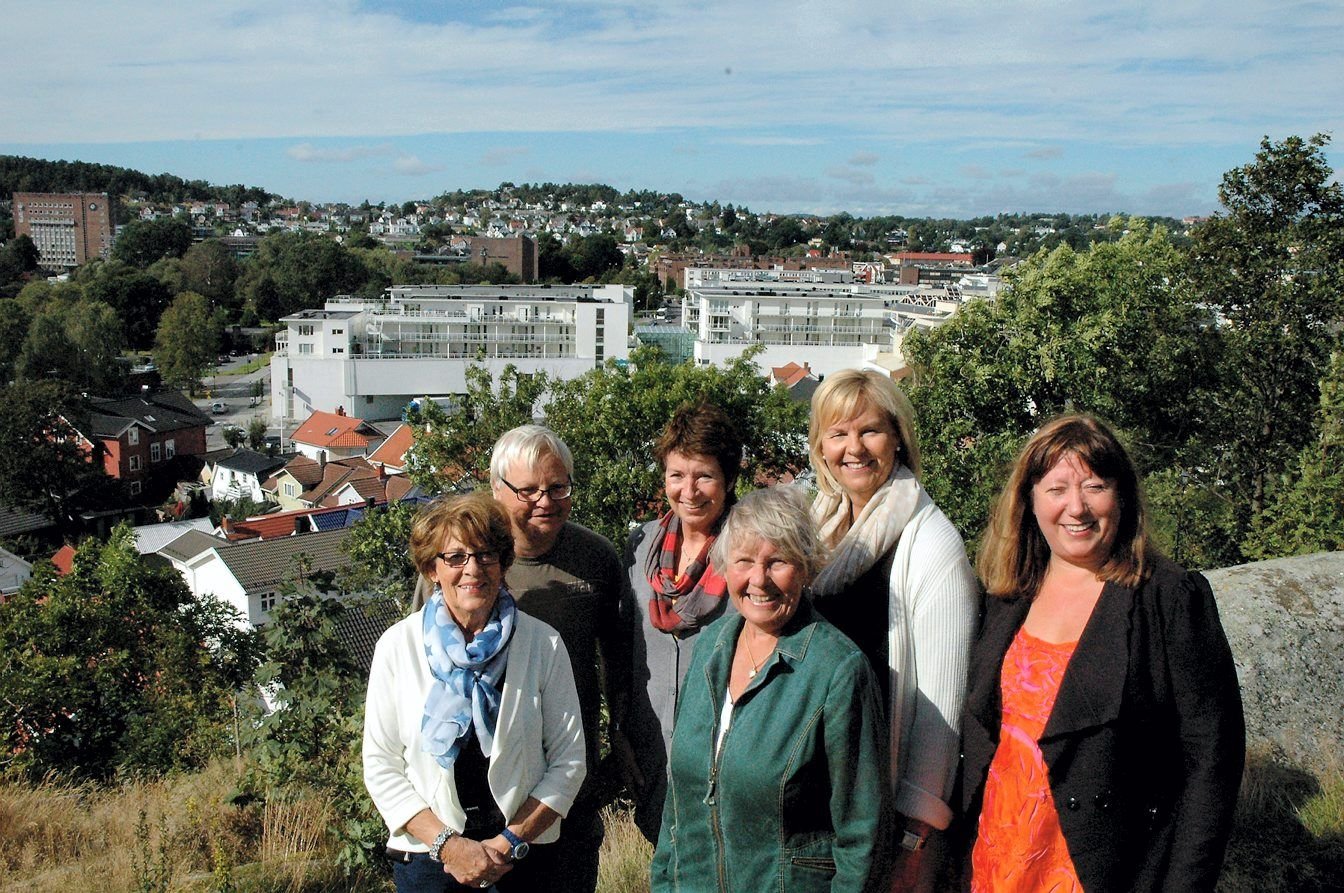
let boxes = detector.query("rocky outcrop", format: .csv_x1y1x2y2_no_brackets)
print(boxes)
1207,551,1344,775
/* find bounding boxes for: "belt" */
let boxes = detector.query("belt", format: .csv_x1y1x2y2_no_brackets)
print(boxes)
386,847,421,863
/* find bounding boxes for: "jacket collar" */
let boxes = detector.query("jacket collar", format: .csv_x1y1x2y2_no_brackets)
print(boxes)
703,599,821,699
966,579,1136,742
1041,579,1133,739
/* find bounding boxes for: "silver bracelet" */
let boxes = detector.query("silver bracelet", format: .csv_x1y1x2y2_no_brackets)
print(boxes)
428,827,457,863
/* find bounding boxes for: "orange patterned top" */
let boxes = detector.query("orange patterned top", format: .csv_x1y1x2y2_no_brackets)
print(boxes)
971,627,1082,893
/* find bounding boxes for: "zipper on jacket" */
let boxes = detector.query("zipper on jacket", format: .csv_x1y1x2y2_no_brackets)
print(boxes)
706,699,734,891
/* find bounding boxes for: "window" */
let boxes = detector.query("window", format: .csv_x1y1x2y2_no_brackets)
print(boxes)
331,347,344,354
128,455,142,471
298,343,314,355
298,324,315,336
284,483,297,497
150,442,162,462
260,592,280,613
128,427,140,445
129,481,142,496
165,439,175,459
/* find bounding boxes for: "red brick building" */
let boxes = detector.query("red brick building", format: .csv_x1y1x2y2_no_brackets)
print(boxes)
12,192,116,269
66,390,211,501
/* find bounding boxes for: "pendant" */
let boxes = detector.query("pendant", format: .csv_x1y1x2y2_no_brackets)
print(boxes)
748,667,757,679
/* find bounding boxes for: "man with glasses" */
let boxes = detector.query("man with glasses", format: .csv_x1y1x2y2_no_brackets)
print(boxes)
488,424,633,893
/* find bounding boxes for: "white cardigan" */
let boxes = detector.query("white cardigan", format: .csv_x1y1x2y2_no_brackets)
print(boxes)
363,609,587,851
882,491,978,830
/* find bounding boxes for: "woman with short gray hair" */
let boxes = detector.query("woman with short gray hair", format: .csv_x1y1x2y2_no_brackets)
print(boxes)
651,486,890,892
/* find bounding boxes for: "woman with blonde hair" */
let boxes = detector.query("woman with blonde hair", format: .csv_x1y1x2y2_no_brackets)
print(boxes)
807,369,978,891
961,414,1244,892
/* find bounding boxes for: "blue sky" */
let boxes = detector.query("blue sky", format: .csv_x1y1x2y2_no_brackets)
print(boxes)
3,0,1341,218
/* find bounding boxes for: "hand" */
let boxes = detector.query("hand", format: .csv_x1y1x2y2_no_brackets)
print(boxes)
440,835,513,887
888,845,924,892
610,728,646,792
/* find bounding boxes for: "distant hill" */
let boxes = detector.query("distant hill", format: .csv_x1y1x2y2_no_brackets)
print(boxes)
0,155,276,211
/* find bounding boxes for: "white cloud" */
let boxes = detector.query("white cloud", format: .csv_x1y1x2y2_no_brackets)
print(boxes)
287,143,394,163
392,154,444,176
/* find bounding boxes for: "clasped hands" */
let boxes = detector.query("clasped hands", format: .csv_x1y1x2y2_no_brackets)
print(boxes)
440,833,516,888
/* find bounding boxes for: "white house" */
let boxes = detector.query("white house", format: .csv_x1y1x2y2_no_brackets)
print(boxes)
211,449,287,503
166,527,353,627
680,273,965,378
0,546,32,597
271,284,632,422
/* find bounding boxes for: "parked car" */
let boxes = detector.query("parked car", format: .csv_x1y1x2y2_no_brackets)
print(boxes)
211,401,228,414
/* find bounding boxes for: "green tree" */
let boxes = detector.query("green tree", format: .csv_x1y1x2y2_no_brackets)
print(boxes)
0,297,31,381
0,382,117,525
340,500,420,608
240,231,370,321
180,239,241,309
80,260,174,348
155,291,220,392
112,216,193,268
1189,134,1344,525
222,424,246,449
904,221,1218,548
65,298,127,393
407,348,810,545
247,416,268,451
1242,346,1344,559
0,525,259,779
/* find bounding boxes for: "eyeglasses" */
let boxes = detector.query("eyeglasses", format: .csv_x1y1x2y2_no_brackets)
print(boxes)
499,477,574,504
436,550,501,568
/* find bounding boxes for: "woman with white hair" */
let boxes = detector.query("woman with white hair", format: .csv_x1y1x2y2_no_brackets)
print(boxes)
651,486,890,892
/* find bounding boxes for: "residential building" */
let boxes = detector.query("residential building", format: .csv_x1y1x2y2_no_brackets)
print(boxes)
271,284,631,422
651,251,851,291
367,423,415,475
211,449,287,503
0,546,33,598
12,192,116,269
66,390,211,502
263,454,410,510
289,409,387,462
164,527,353,627
681,273,963,378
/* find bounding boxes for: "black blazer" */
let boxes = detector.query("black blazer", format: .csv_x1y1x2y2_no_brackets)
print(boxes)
960,557,1245,892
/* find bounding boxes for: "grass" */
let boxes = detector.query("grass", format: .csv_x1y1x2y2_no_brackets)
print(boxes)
215,353,273,377
2,755,1337,892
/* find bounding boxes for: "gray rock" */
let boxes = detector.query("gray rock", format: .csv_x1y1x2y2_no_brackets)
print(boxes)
1205,551,1344,775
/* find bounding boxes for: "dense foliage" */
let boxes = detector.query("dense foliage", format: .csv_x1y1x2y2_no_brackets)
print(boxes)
0,154,274,208
0,526,259,780
404,347,810,546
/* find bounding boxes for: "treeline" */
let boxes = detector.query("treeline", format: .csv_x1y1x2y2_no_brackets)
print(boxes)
0,155,274,213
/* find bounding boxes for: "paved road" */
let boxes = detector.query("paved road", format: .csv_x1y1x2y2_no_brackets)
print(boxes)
191,356,283,451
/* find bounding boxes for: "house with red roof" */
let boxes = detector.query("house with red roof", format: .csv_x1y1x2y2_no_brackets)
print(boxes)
289,409,386,463
367,423,415,475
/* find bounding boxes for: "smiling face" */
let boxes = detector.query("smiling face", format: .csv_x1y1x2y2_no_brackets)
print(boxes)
492,451,572,557
663,450,729,532
1031,452,1122,573
724,536,804,637
430,533,504,633
819,402,901,510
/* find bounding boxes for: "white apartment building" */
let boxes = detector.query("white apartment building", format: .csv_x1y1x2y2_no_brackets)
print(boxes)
681,272,965,378
684,267,853,288
271,284,632,422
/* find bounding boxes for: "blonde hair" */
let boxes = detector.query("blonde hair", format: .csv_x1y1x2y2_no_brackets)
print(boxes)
978,414,1154,598
409,491,515,581
808,369,921,499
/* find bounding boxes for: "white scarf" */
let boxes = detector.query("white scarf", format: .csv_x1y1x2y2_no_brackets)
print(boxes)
810,466,921,598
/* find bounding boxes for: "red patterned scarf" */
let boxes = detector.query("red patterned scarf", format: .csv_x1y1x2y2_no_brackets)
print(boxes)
644,510,727,634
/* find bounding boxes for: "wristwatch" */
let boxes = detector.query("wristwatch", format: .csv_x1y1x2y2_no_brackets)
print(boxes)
428,826,458,863
899,829,928,852
499,827,530,861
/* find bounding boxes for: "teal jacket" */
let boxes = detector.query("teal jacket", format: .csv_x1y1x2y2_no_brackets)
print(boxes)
651,600,891,893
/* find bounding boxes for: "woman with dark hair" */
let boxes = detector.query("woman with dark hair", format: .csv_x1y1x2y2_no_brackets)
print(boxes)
961,414,1244,892
363,492,586,892
625,401,744,841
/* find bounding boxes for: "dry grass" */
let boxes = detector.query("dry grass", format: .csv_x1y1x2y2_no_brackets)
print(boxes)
3,754,1338,892
597,805,653,893
0,760,385,893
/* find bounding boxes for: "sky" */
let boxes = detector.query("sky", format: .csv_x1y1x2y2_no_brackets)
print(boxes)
3,0,1342,219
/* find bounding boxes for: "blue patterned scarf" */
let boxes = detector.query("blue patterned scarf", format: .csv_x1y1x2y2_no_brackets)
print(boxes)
421,585,517,769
